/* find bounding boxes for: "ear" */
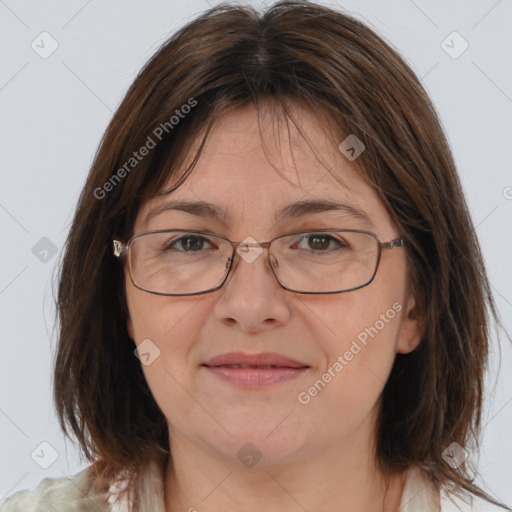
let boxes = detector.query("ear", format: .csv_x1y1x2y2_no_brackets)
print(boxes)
396,293,424,354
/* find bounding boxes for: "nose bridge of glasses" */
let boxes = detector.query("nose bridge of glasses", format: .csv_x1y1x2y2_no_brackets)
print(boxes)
230,240,272,249
227,239,278,275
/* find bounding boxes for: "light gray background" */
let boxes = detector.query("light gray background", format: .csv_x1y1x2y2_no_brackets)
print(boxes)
1,0,511,506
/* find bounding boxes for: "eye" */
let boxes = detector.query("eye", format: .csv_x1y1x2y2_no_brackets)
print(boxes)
294,233,349,252
163,234,215,252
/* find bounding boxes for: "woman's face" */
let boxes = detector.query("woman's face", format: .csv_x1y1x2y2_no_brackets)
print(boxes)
125,102,422,466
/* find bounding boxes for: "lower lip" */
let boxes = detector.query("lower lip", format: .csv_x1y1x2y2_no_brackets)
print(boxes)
202,366,309,388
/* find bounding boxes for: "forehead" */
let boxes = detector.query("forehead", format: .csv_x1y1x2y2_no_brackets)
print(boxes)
135,103,394,235
181,101,356,188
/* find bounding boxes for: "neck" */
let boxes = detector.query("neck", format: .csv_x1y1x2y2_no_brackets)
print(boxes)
163,426,405,512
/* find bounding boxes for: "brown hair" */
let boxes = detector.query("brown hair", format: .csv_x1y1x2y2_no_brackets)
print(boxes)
53,0,509,509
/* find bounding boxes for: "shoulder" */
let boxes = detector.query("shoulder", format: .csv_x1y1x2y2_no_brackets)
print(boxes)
400,466,508,512
0,465,110,512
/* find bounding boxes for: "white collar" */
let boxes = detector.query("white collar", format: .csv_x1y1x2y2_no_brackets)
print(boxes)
398,465,441,511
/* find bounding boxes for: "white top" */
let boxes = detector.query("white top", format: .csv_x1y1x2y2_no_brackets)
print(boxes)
0,460,505,511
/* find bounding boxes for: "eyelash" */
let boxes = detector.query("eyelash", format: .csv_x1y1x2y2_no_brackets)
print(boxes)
163,232,349,254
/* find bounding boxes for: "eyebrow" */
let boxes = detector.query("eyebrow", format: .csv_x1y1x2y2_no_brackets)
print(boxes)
144,199,375,228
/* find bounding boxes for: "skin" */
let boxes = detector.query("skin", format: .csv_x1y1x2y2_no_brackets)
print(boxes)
125,102,424,512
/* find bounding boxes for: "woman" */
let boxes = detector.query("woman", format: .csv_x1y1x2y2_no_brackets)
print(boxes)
1,1,509,511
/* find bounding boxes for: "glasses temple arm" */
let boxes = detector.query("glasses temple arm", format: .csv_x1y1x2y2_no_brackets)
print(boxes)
382,238,405,250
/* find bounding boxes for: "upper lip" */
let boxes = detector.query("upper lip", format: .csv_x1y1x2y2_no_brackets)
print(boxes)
202,352,309,368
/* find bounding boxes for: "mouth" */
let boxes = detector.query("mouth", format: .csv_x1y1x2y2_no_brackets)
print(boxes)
203,364,308,369
200,352,310,388
202,351,309,368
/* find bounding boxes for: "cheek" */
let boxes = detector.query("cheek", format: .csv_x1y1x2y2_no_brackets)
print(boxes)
125,268,202,343
308,280,403,361
125,284,208,420
124,275,201,375
300,292,403,423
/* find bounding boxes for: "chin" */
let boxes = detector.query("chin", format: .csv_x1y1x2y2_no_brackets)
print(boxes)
196,415,312,465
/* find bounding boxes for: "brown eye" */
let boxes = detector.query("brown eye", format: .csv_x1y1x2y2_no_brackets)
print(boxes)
163,235,213,252
294,233,348,253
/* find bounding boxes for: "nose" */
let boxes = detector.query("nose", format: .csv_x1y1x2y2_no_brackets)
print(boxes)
213,242,291,332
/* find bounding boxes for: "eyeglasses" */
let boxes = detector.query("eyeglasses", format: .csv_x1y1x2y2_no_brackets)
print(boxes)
113,228,405,296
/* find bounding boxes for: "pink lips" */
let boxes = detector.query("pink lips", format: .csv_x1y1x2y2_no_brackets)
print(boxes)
201,352,310,388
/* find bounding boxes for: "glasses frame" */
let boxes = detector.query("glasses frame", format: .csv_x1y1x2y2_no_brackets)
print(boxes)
113,228,405,296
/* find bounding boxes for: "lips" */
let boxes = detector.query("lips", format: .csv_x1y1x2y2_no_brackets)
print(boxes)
202,352,309,369
202,352,309,388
